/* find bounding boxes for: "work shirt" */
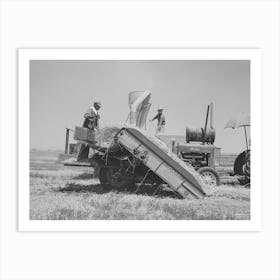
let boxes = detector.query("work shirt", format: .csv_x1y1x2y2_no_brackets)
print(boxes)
152,113,166,126
83,107,100,130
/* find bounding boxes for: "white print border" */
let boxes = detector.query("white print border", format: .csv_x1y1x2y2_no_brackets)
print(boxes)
18,48,262,232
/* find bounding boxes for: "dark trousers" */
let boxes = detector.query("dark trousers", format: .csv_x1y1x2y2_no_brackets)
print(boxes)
77,120,96,161
77,144,90,161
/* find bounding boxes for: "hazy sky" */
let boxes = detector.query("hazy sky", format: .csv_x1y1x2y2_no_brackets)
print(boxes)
30,60,250,153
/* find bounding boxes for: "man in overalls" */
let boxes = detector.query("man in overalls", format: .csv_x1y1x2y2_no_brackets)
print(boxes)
150,107,166,135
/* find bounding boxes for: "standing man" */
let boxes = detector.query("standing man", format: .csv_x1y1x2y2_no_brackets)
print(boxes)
150,107,166,134
77,101,101,161
83,101,101,131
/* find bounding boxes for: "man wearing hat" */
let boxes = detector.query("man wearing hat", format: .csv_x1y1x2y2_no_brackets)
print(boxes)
150,107,166,134
83,101,101,130
77,102,101,160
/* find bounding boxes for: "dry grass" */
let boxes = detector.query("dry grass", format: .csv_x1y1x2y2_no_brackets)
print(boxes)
30,150,250,220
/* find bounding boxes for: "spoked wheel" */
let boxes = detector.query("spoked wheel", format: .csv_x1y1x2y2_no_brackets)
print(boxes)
99,167,132,190
198,167,221,187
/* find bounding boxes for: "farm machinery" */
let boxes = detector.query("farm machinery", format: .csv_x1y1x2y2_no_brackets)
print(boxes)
168,103,222,186
61,90,250,196
165,103,250,187
61,91,206,199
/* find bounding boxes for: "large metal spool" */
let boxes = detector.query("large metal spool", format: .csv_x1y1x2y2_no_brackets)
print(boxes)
185,103,215,144
185,126,215,144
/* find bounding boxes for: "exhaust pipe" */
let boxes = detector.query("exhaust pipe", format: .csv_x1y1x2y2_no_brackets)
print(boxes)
210,102,214,129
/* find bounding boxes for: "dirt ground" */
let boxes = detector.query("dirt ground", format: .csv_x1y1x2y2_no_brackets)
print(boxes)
29,150,250,220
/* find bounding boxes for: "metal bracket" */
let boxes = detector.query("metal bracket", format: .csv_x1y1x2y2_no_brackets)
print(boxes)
133,148,149,164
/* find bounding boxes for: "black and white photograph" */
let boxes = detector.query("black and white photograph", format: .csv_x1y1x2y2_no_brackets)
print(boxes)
26,52,253,222
2,1,279,280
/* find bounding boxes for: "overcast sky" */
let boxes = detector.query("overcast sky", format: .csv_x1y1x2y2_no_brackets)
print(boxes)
30,60,250,153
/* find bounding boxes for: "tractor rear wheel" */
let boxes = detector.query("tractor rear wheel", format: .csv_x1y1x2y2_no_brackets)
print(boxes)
198,167,221,187
234,151,247,176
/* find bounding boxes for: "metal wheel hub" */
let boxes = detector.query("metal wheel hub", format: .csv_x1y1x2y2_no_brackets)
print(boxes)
200,171,217,186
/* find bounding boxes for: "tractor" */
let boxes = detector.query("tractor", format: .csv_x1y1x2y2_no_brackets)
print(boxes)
166,103,221,186
166,103,250,187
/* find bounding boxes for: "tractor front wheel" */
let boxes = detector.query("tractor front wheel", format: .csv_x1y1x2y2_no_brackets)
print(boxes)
198,167,221,187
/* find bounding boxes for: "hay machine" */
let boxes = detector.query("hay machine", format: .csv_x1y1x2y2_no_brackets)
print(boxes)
61,91,206,199
60,91,250,198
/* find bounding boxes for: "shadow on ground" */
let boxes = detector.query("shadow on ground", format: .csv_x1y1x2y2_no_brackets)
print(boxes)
58,182,180,199
59,183,110,194
72,173,95,180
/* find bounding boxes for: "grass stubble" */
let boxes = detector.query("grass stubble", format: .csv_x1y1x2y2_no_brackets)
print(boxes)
29,151,250,220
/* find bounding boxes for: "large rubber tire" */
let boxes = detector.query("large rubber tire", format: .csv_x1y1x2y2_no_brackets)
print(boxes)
198,167,221,187
233,150,250,186
234,150,247,176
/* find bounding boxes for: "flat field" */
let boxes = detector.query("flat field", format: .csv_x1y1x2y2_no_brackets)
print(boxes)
30,150,250,220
